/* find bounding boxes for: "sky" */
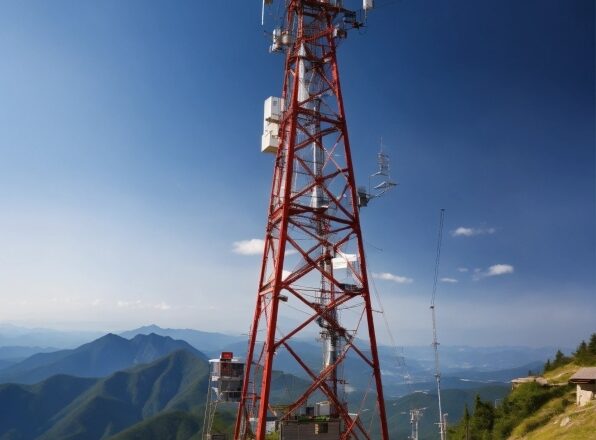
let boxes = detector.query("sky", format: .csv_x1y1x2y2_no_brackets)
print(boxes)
0,0,593,348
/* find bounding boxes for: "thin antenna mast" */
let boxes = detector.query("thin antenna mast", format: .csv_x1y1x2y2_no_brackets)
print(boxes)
431,208,447,440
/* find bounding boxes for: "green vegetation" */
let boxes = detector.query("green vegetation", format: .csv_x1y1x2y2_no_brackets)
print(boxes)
544,334,596,372
448,334,596,440
110,409,236,440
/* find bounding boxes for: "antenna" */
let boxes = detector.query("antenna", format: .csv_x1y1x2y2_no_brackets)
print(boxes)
358,139,398,207
261,0,273,26
431,208,447,440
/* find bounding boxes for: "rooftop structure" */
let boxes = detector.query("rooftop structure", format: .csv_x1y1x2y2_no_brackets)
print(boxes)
569,367,596,406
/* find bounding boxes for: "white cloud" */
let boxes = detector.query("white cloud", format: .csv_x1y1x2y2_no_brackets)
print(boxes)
486,264,514,276
457,267,469,273
117,300,142,308
451,226,496,237
372,272,413,284
116,299,172,310
440,277,458,283
154,301,172,311
473,264,515,280
232,238,265,255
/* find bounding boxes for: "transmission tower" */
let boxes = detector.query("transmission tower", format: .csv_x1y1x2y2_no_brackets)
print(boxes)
409,408,424,440
234,1,389,439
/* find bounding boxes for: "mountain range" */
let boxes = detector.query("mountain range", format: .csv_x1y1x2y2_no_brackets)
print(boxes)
119,325,245,355
0,324,103,349
0,349,209,439
118,326,550,393
0,325,564,439
0,332,311,440
0,333,204,385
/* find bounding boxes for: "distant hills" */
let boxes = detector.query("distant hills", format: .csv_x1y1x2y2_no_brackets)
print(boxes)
0,349,209,439
119,324,245,356
0,324,572,439
0,331,308,440
0,324,103,349
0,333,204,385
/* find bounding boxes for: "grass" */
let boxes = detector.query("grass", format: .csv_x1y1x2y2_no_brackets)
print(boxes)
542,363,581,384
508,391,596,440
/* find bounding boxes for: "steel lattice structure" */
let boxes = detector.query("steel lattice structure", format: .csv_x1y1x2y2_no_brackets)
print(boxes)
235,1,389,439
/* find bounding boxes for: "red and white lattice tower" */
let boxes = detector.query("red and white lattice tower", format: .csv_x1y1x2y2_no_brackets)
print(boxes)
235,1,389,439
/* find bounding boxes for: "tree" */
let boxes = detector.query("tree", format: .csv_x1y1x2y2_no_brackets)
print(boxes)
552,349,568,369
575,341,588,359
463,404,471,440
589,333,596,355
544,359,551,372
471,395,495,435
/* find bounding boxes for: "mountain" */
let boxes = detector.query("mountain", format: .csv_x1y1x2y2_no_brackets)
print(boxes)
0,346,58,361
0,359,17,371
0,375,98,439
0,348,310,440
0,333,205,385
0,349,210,440
119,325,245,355
0,324,103,349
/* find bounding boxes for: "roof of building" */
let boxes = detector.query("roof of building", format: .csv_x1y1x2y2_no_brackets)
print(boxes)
511,377,536,384
569,367,596,383
511,376,549,386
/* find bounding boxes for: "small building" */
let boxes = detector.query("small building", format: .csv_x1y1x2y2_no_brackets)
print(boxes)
279,419,341,440
569,367,596,406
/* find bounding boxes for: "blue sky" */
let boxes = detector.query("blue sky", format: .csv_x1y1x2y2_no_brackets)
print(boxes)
0,0,593,347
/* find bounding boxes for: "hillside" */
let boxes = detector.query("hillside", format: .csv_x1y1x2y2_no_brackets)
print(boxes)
0,333,205,384
506,362,595,440
110,408,237,440
448,334,596,440
110,411,204,440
